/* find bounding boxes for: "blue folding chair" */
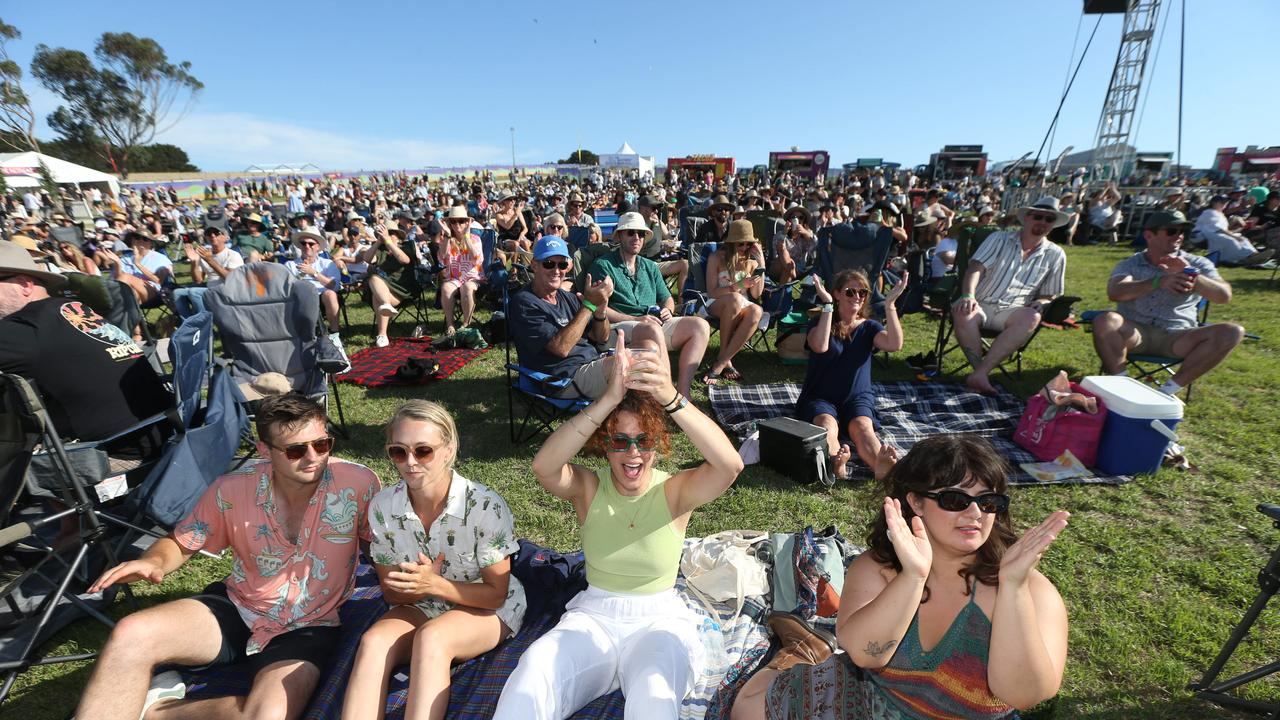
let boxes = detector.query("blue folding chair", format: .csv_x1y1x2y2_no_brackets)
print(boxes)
502,285,590,445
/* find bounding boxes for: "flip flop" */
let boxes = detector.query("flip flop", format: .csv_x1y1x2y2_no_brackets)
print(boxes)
721,366,743,382
701,370,723,386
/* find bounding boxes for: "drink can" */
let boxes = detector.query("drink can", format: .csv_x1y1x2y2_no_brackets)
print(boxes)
647,305,662,317
1183,266,1200,278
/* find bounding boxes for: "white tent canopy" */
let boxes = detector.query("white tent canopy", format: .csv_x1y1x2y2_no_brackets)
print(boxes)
0,151,121,196
599,141,655,177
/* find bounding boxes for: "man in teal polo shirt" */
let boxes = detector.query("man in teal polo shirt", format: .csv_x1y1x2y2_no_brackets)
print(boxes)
588,212,710,399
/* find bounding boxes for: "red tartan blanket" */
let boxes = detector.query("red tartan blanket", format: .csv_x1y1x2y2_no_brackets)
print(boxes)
335,337,489,388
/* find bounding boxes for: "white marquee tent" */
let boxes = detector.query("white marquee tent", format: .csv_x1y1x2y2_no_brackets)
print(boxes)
599,141,655,177
0,151,121,196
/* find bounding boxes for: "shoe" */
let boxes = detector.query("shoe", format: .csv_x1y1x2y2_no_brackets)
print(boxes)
377,303,400,319
374,335,389,348
328,333,352,374
140,670,186,719
1253,259,1279,270
1241,249,1275,267
764,611,836,671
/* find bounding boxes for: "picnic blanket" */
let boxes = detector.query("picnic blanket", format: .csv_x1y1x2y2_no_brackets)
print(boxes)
177,539,772,720
334,337,488,388
711,381,1131,486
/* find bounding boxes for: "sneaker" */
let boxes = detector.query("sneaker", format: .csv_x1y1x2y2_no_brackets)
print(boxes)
140,670,186,719
374,335,389,348
377,303,400,319
1253,259,1279,270
328,333,352,374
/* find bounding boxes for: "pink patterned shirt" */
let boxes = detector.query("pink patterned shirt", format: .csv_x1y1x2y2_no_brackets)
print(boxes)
173,458,380,653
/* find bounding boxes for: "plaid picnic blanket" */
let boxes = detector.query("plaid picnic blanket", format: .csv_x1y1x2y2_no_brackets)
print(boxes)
710,381,1131,486
178,539,772,720
334,336,488,388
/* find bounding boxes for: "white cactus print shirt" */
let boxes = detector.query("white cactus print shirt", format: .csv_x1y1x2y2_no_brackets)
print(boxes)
368,471,526,635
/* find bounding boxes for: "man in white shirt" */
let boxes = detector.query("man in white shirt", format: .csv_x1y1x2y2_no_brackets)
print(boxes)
175,226,244,318
284,230,347,359
1194,195,1273,266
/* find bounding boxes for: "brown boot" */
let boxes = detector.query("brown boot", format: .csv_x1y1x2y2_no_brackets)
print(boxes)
765,611,836,670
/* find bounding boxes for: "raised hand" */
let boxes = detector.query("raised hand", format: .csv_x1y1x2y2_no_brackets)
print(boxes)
884,272,909,306
885,497,931,580
998,510,1070,588
601,329,631,405
583,273,613,306
813,275,833,304
88,558,166,594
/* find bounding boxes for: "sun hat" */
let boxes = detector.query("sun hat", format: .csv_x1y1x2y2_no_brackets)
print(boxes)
0,240,68,289
498,190,519,203
567,191,586,205
532,235,571,261
444,205,471,221
977,205,996,218
238,371,292,401
1142,210,1193,231
783,205,810,222
1016,196,1071,228
9,235,39,252
613,212,652,239
291,230,328,251
245,212,266,228
708,194,734,213
638,194,661,208
723,219,759,244
911,209,938,228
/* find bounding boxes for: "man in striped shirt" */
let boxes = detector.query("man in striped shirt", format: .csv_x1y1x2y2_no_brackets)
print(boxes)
952,197,1068,394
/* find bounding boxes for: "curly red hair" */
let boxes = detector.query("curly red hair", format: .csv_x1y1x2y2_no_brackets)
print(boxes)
585,391,672,456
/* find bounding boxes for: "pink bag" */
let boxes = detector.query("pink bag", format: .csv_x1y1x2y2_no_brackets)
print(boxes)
1013,383,1107,467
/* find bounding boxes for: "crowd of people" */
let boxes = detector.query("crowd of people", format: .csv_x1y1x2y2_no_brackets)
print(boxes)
2,162,1277,719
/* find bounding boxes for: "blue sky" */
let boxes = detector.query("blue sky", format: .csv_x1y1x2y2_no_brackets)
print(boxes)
6,0,1276,172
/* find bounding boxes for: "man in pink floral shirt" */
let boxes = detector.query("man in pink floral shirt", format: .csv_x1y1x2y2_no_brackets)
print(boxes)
77,395,380,720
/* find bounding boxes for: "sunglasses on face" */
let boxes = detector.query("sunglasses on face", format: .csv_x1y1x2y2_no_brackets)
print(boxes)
386,443,438,464
300,241,318,247
546,224,566,231
920,489,1009,514
541,260,570,270
841,287,870,299
1027,212,1057,223
618,229,644,238
607,433,657,453
270,436,334,461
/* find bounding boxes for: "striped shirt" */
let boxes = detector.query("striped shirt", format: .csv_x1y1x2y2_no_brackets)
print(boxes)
970,229,1066,309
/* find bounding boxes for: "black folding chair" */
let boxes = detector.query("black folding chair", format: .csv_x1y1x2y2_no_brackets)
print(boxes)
501,285,590,445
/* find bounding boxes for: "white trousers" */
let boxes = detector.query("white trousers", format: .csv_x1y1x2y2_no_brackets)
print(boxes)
492,585,704,720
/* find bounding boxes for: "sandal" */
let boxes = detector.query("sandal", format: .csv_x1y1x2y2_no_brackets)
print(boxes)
721,366,743,382
701,369,723,386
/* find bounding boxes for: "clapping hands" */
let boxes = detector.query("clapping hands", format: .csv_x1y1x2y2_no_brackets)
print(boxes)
998,511,1070,588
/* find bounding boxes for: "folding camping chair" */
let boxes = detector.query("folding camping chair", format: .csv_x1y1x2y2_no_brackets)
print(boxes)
204,262,349,436
1126,298,1211,402
501,285,590,444
0,374,136,703
934,294,1081,382
681,242,774,356
814,222,896,304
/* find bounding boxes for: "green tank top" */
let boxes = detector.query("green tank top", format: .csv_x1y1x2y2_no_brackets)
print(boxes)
581,468,684,594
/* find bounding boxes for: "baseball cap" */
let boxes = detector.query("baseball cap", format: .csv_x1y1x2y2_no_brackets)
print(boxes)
1142,210,1193,230
532,235,571,261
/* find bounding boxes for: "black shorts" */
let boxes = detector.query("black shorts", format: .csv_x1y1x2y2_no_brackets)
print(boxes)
188,582,341,677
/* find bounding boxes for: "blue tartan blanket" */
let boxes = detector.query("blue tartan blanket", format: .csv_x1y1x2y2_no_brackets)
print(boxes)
710,381,1131,486
178,539,771,719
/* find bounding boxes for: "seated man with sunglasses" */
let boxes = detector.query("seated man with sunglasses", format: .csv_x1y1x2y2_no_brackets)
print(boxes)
510,235,666,399
1091,210,1241,397
79,393,381,720
587,212,711,400
951,197,1068,395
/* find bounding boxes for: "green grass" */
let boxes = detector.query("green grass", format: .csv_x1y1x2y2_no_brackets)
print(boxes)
10,245,1280,718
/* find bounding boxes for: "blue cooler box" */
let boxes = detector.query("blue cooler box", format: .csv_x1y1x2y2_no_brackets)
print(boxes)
1080,376,1183,475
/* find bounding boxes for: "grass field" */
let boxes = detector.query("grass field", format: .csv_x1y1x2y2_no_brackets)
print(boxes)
8,243,1280,718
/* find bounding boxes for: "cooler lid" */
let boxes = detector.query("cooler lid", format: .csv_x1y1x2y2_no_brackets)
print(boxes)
1079,375,1184,419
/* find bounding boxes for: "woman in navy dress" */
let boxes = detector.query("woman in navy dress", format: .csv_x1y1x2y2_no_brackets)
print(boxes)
795,268,906,480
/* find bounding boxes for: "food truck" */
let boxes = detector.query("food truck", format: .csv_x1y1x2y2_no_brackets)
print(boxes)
665,155,736,180
768,150,830,181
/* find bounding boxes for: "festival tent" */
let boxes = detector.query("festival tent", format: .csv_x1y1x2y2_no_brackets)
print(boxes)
0,151,121,197
599,141,655,177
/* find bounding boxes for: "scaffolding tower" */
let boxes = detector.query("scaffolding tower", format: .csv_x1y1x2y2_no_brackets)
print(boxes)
1090,0,1163,179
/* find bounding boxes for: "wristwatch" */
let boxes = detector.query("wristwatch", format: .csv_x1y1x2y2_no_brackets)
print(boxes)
820,303,834,313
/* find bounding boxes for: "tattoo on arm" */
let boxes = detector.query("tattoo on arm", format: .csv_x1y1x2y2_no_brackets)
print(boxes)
864,639,898,658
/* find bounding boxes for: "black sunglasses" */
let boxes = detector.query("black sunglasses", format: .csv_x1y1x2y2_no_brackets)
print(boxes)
270,436,334,461
1027,212,1058,223
541,260,570,270
617,229,645,238
841,287,870,299
920,489,1009,514
607,433,656,453
386,443,438,464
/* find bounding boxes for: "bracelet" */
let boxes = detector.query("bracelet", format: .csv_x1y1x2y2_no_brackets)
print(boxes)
581,298,598,313
581,408,602,426
820,303,834,313
1151,275,1161,290
665,394,689,413
958,293,975,300
661,391,680,409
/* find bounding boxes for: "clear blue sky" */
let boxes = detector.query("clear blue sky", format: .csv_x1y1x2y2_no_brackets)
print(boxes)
6,0,1276,172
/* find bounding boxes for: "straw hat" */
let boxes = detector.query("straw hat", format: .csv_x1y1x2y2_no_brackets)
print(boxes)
708,194,734,213
291,230,328,252
238,372,292,401
444,205,470,221
723,219,759,244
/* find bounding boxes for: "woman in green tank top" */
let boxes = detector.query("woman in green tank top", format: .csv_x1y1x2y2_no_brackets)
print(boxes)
493,330,743,720
732,435,1071,720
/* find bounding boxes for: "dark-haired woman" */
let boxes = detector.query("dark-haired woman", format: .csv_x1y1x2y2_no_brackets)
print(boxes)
493,330,743,719
731,434,1069,720
796,269,906,480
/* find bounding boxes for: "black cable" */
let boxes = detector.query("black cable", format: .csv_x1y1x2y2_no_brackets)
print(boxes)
1032,14,1104,178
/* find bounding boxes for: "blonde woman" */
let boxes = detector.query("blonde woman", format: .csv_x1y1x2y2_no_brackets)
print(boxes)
343,401,524,720
703,219,765,383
